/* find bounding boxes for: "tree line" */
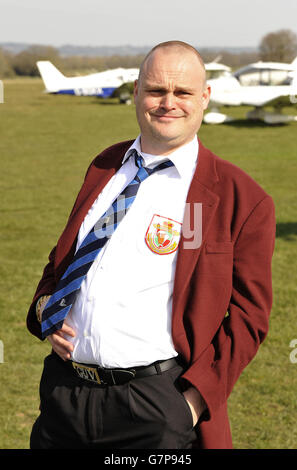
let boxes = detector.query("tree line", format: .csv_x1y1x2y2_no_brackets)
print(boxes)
1,29,296,78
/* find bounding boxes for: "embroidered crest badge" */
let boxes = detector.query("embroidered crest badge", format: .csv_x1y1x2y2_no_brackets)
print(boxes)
145,214,182,255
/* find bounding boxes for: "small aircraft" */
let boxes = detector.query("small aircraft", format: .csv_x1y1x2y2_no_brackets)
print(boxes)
204,57,297,124
36,61,139,103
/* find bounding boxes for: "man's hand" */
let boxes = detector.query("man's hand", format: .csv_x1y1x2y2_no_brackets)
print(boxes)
47,323,76,361
183,386,207,427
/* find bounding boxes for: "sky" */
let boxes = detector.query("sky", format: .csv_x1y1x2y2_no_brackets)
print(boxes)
0,0,296,49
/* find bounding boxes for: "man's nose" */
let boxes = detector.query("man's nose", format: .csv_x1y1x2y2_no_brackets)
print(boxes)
160,92,176,110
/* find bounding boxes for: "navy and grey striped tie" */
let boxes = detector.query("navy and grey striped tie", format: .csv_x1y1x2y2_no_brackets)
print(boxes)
41,152,174,338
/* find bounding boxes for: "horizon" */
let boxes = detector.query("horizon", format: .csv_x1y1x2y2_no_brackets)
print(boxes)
0,41,259,55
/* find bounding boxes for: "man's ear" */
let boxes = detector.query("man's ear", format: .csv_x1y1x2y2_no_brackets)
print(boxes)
133,79,138,100
202,85,211,110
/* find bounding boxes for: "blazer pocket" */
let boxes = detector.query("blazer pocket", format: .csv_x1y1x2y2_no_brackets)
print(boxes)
199,241,233,279
205,241,233,254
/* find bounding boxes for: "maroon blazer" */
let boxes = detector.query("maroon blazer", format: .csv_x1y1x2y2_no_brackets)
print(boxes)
27,139,275,449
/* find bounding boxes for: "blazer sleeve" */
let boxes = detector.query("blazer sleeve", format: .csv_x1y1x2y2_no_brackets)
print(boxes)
26,246,57,340
181,195,275,420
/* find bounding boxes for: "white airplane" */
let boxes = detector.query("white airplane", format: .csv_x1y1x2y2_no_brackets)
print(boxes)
204,57,297,124
36,61,139,103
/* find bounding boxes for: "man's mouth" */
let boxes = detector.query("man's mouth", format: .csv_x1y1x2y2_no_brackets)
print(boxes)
151,113,182,120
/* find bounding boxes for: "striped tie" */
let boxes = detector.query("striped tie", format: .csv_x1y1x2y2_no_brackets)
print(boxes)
41,152,174,338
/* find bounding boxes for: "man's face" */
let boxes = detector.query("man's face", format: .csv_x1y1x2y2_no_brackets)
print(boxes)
134,48,211,155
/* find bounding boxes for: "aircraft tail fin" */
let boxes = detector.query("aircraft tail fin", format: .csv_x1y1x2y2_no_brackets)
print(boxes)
36,61,67,92
291,57,297,68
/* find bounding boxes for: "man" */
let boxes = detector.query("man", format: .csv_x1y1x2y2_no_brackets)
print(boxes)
27,41,275,449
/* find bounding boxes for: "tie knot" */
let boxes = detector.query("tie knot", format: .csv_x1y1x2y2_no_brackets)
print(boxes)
133,151,174,176
134,153,144,169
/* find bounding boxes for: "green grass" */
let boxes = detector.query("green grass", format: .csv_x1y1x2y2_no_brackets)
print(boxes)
0,79,297,449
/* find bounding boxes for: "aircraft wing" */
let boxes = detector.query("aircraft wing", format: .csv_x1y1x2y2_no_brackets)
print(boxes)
208,76,297,108
238,86,297,107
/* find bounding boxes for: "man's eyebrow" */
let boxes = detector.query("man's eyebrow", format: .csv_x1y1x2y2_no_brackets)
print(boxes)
143,82,166,89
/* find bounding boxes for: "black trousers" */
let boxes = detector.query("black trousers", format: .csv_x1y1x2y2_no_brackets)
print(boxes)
30,353,197,449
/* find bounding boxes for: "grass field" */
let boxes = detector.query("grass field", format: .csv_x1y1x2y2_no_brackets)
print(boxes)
0,78,297,449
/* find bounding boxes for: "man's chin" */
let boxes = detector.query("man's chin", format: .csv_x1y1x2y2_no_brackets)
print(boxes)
151,133,190,153
153,130,184,143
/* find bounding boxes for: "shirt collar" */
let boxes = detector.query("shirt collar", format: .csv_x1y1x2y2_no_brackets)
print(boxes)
122,135,199,180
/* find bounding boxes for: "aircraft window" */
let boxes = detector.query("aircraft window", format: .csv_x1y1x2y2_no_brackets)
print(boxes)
237,71,262,86
236,68,291,86
268,71,291,85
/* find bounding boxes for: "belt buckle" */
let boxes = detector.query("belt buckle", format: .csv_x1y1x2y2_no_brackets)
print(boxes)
72,362,102,385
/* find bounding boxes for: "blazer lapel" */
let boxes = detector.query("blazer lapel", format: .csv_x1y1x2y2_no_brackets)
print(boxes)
172,140,220,318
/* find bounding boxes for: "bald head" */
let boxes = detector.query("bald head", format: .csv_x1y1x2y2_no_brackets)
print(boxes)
138,40,206,86
133,40,211,155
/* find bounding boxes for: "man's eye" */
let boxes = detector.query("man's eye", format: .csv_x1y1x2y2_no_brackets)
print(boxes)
177,91,190,96
148,89,163,94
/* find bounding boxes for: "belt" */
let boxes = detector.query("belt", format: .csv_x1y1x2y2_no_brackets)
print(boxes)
67,356,181,386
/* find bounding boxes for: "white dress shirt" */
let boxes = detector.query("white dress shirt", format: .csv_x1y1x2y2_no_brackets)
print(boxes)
65,136,199,367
